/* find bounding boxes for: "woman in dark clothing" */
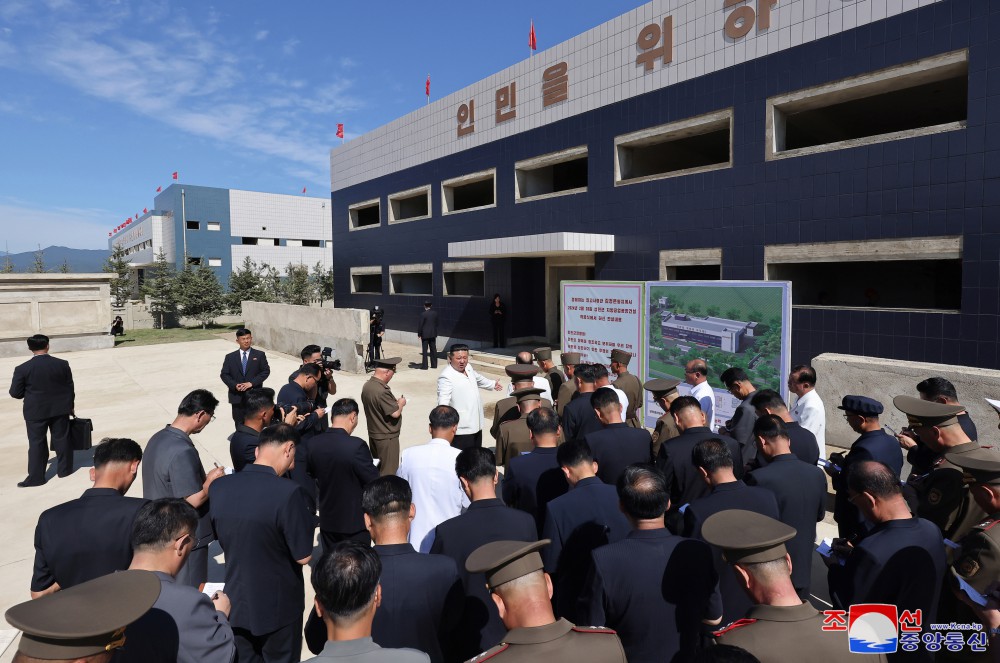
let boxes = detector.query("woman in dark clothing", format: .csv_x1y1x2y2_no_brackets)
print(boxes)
489,293,506,348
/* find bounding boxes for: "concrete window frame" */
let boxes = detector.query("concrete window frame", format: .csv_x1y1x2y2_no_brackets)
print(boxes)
206,222,221,231
388,263,433,296
766,49,968,161
514,145,588,203
658,248,723,280
442,260,485,297
208,258,223,267
348,198,381,231
441,168,497,216
614,109,733,187
388,185,432,224
350,265,383,294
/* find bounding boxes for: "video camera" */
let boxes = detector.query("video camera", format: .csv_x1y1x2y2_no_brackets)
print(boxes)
370,305,384,325
320,346,341,372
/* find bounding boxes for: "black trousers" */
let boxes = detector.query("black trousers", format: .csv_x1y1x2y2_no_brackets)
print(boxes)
492,321,505,348
231,402,245,427
320,529,371,554
25,415,72,482
234,618,303,663
452,431,483,451
421,337,438,369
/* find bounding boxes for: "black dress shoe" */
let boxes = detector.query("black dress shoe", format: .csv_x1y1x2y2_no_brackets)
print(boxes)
17,478,45,488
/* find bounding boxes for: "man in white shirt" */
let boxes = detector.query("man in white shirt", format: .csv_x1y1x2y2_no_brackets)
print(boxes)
788,364,826,459
684,359,717,432
593,364,629,417
396,405,470,553
437,344,502,450
505,351,553,403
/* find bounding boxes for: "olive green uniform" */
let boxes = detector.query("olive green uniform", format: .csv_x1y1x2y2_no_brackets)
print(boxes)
907,442,988,542
465,619,626,663
555,380,577,417
491,397,551,441
496,416,534,471
716,602,885,662
613,371,643,428
360,376,402,476
650,412,680,459
544,368,564,404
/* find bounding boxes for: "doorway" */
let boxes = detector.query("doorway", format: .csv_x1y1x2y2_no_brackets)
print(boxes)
546,258,594,342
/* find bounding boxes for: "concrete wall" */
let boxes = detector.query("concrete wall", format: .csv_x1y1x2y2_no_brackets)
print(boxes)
242,301,369,373
811,353,1000,450
0,274,115,357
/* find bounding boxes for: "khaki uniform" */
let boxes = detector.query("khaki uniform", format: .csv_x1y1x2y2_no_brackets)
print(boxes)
556,380,577,417
544,368,564,402
907,442,987,542
497,416,534,471
614,371,643,428
491,398,551,440
360,376,402,476
650,412,680,459
465,619,626,663
716,602,885,663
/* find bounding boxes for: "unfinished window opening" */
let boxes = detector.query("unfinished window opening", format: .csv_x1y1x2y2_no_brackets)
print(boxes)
615,110,732,186
659,248,723,281
350,267,383,294
515,146,588,201
389,186,431,223
768,50,968,159
442,170,496,214
207,222,221,231
241,237,257,245
674,265,721,280
443,261,485,297
208,258,222,267
389,264,433,295
302,239,322,248
349,199,381,230
186,221,200,230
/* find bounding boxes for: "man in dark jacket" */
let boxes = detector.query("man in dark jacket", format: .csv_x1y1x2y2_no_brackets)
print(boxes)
219,328,270,425
9,334,76,486
417,300,439,370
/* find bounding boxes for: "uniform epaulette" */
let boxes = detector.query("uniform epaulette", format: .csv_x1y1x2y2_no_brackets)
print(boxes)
572,625,618,634
465,643,509,662
713,618,757,637
982,519,1000,532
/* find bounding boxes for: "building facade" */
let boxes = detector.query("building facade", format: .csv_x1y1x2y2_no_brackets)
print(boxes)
331,0,1000,370
109,184,332,289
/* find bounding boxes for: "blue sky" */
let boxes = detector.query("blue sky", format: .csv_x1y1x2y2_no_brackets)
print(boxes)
0,0,642,253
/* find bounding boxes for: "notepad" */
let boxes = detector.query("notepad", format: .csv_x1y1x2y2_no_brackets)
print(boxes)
202,582,225,598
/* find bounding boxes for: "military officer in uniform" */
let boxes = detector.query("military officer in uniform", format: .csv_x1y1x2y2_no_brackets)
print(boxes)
496,388,545,470
609,349,643,428
360,357,406,476
491,365,551,441
464,539,627,663
704,510,879,662
895,395,988,543
644,377,681,458
555,353,581,417
533,348,564,405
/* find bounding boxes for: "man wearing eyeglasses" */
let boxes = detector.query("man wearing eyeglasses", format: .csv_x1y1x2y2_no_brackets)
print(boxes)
143,389,225,588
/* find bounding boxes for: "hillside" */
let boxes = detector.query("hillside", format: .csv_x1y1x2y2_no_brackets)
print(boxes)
2,246,112,273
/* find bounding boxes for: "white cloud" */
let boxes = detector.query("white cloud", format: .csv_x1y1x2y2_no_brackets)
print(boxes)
255,29,268,41
282,37,299,55
339,56,357,69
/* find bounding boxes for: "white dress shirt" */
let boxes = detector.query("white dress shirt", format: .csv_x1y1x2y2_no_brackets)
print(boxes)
791,389,826,459
396,438,470,553
437,364,497,435
689,380,717,432
598,384,629,417
506,375,553,403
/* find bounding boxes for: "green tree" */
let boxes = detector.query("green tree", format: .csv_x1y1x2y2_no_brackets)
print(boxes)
706,305,720,318
141,249,177,329
259,263,283,303
749,310,764,323
311,262,335,306
175,264,225,328
103,244,132,306
58,259,71,273
688,303,701,316
0,252,13,273
284,263,312,306
31,245,45,273
725,308,741,321
227,257,268,314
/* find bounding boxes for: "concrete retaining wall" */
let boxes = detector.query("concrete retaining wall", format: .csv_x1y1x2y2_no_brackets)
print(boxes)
0,274,115,357
811,353,1000,449
242,302,369,373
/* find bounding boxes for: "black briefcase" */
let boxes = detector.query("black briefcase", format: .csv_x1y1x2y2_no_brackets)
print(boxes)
69,417,94,452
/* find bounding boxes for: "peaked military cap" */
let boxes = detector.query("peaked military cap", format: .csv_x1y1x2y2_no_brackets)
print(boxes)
505,364,539,379
893,395,963,427
560,352,582,366
609,349,632,364
466,539,550,590
644,377,681,396
533,347,553,361
512,387,545,404
946,447,1000,486
372,357,402,369
701,510,797,565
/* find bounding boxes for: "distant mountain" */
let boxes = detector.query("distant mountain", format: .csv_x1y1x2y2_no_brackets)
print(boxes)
2,246,112,274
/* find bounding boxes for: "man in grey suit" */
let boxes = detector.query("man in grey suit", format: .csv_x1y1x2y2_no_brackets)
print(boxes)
120,498,236,663
719,367,759,471
304,541,429,662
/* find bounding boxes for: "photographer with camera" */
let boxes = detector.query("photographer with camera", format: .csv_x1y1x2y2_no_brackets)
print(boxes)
290,345,338,432
367,306,385,367
277,363,326,513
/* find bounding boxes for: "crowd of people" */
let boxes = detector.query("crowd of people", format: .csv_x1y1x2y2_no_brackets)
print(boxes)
8,329,1000,663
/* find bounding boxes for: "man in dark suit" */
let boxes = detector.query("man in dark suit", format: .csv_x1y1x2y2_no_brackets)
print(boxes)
744,416,827,600
429,447,537,661
277,363,326,513
580,465,722,663
230,388,278,472
750,389,820,466
656,395,742,513
502,407,568,534
9,334,76,486
561,364,602,441
417,300,438,370
307,398,380,550
220,328,270,426
31,438,146,597
583,388,652,487
542,439,630,622
719,367,759,470
684,438,779,626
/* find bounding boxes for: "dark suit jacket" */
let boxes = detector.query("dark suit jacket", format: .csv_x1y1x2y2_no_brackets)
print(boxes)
561,392,603,441
371,543,463,663
656,426,743,510
219,348,270,405
9,353,75,420
429,498,537,660
542,476,631,622
727,390,758,468
502,447,568,535
833,429,904,539
583,423,653,487
745,454,827,597
307,427,380,534
417,309,438,338
228,425,259,472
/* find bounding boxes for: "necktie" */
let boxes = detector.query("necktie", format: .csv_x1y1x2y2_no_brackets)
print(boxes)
241,351,248,374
